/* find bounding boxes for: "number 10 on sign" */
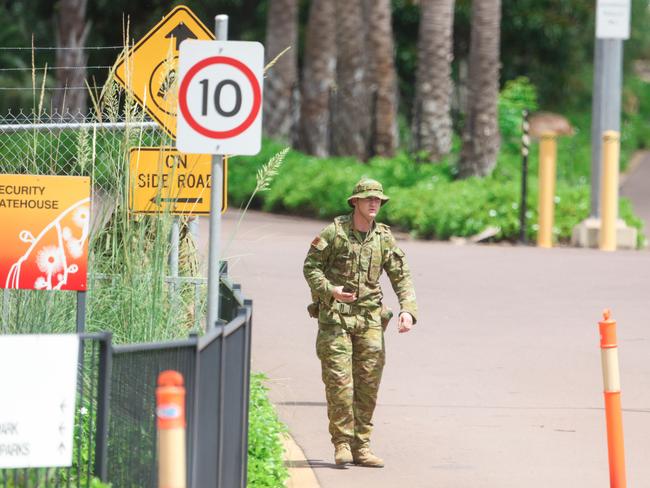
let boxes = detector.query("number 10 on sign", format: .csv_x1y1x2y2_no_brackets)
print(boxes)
176,40,264,155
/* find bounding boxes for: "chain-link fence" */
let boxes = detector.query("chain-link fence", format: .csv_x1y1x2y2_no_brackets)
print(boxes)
0,273,252,488
0,108,211,342
0,109,164,195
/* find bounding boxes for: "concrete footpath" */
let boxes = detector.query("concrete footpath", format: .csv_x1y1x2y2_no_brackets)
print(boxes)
198,209,650,487
621,150,650,240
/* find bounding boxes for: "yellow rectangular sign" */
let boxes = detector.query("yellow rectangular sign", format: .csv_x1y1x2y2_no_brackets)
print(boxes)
114,6,214,138
129,147,227,215
0,174,90,291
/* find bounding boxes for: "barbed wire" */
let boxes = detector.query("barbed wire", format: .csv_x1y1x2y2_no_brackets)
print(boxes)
0,66,113,72
0,86,105,91
0,46,124,51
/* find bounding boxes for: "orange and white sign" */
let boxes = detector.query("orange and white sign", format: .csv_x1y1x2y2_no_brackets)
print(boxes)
0,174,90,291
114,5,214,138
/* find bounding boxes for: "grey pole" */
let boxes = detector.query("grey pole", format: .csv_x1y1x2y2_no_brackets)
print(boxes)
206,15,229,330
188,217,199,246
170,216,180,296
590,38,623,218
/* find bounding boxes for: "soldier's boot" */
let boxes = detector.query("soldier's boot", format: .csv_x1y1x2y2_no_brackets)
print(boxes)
352,446,384,468
334,443,353,465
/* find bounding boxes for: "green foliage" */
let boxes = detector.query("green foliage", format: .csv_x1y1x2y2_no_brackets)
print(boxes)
247,373,289,488
231,77,646,248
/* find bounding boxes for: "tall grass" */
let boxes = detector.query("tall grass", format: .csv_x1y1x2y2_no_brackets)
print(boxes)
1,66,201,343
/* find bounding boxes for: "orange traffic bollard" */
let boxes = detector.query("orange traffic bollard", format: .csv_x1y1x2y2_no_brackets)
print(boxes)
599,310,626,488
156,370,186,488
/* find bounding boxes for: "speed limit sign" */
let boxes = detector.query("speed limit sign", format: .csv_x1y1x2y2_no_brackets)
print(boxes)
176,40,264,155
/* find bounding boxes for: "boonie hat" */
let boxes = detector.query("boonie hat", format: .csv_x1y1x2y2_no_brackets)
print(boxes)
347,178,390,207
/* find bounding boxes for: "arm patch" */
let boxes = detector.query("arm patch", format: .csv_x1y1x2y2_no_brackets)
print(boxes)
311,236,328,251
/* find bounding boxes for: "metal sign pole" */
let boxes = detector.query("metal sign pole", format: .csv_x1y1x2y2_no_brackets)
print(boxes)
590,1,628,218
206,15,229,330
590,38,623,218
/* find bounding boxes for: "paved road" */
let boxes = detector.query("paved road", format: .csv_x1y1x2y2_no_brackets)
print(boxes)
622,151,650,242
199,210,650,488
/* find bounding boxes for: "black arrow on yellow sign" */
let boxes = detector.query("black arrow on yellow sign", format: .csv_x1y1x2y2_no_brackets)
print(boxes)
165,22,198,51
150,196,204,205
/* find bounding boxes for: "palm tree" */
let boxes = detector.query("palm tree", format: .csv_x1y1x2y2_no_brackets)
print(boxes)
411,0,455,162
367,0,398,157
458,0,502,178
263,0,298,142
298,0,336,157
332,0,371,160
53,0,89,117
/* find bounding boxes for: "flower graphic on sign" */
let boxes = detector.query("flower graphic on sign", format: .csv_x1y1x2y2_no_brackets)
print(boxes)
5,198,90,290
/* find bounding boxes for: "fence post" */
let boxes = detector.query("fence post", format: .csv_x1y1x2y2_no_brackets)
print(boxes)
1,289,9,332
76,291,87,333
241,300,253,487
170,216,180,297
94,332,112,482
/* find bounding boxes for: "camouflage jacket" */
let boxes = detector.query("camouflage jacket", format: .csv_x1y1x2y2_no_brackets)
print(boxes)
303,214,418,325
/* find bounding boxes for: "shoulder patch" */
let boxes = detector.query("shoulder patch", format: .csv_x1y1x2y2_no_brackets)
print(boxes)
311,236,328,251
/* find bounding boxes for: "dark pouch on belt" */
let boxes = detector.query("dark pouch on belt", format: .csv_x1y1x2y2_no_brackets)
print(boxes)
380,306,393,331
307,302,320,318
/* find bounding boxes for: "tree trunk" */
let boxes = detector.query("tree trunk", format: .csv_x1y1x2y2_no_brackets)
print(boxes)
298,0,336,157
53,0,89,118
411,0,455,162
367,0,398,157
332,0,371,161
263,0,298,142
458,0,502,178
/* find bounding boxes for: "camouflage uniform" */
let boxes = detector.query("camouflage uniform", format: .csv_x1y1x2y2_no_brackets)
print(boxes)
303,179,417,450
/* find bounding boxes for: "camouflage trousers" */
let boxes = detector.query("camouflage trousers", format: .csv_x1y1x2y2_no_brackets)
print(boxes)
316,317,385,448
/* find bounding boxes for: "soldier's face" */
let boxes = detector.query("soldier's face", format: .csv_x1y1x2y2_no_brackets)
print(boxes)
354,197,381,220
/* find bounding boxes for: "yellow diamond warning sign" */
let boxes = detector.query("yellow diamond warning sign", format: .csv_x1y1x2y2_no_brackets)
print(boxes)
129,147,227,215
114,6,214,138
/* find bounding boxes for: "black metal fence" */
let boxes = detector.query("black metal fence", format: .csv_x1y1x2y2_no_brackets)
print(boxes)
0,274,252,488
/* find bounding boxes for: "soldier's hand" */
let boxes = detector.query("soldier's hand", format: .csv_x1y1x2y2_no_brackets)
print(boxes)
332,286,356,302
398,312,413,333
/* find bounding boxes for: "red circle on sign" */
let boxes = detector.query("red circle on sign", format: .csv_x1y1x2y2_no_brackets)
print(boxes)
178,56,261,139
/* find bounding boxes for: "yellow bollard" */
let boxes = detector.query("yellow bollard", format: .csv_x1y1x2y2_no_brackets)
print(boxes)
537,132,557,248
599,131,620,252
157,370,186,488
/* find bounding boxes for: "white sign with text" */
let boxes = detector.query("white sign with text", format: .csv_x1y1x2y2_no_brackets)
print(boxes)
0,334,79,468
176,40,264,155
596,0,631,39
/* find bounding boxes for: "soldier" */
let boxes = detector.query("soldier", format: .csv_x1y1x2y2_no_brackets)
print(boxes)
303,178,418,468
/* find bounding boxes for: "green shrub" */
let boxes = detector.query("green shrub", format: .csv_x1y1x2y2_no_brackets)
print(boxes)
230,143,645,246
227,76,648,247
247,373,289,488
